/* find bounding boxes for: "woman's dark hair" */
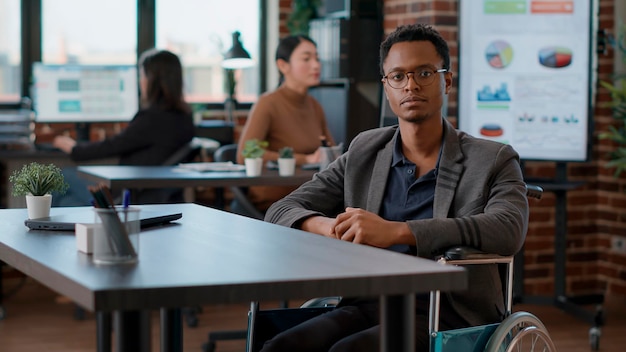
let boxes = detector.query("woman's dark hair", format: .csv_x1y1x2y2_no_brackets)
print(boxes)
275,35,317,85
139,49,190,114
379,24,450,76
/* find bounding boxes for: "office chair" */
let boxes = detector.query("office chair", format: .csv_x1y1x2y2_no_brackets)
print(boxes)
244,184,555,352
132,137,206,205
212,144,264,219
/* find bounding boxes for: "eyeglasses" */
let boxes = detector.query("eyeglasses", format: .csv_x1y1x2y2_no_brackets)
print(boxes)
382,68,448,89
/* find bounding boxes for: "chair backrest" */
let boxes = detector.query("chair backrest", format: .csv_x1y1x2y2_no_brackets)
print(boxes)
161,138,203,166
213,143,238,163
213,143,265,220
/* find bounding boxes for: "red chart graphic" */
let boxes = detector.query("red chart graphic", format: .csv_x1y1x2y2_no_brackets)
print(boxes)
538,46,572,68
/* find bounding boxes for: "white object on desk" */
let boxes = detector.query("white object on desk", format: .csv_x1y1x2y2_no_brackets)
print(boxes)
176,162,246,172
75,223,96,254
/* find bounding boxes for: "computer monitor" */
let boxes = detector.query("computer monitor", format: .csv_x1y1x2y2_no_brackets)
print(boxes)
31,63,139,139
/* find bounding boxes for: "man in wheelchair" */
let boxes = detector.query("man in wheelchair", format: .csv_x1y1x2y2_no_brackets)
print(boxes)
263,23,529,352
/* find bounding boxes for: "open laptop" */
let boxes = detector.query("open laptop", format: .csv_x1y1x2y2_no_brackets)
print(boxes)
24,208,182,231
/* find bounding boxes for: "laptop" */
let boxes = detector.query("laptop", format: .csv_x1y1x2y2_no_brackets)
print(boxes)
24,208,182,231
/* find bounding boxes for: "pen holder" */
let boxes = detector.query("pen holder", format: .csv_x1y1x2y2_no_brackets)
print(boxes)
92,207,140,265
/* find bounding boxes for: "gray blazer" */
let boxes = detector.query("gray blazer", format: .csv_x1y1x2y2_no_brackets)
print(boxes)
265,119,529,327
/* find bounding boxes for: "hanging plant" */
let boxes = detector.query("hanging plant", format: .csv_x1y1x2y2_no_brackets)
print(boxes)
287,0,322,35
599,25,626,177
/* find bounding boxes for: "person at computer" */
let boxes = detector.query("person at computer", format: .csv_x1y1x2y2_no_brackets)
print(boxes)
235,35,335,213
52,49,195,205
261,24,529,352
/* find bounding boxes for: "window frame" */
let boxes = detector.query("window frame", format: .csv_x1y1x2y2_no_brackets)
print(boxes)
9,0,267,108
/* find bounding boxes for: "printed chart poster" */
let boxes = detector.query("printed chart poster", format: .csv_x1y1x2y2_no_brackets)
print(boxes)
458,0,593,161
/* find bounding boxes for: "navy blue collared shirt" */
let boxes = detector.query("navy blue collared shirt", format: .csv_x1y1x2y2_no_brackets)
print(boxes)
380,129,442,255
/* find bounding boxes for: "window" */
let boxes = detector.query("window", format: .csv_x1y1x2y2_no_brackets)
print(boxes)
156,0,260,103
42,0,137,65
0,0,21,102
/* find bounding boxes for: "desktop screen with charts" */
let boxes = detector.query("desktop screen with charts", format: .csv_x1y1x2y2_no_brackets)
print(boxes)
31,63,139,123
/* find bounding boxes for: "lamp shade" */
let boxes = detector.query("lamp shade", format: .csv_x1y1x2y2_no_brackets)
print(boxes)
222,31,254,69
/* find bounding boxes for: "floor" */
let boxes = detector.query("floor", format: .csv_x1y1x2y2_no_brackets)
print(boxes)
0,277,625,351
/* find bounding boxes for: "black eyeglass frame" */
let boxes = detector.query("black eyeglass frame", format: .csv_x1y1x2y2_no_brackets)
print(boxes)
382,68,448,89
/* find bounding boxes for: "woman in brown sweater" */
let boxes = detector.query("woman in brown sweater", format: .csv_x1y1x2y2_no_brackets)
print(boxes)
236,35,335,212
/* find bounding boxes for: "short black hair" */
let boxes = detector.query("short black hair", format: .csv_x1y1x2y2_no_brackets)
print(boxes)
379,24,450,76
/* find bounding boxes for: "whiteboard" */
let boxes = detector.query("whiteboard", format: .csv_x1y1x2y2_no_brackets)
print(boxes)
458,0,596,162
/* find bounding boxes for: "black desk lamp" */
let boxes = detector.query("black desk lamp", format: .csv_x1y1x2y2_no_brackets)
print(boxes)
222,31,254,123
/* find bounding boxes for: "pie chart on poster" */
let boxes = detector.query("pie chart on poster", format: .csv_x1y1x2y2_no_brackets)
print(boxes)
480,123,504,137
485,40,513,69
538,46,572,68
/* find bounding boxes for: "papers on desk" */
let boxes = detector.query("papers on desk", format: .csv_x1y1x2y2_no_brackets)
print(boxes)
176,162,246,172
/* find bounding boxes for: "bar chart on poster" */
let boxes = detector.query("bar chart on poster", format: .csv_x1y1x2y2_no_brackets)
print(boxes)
458,0,596,162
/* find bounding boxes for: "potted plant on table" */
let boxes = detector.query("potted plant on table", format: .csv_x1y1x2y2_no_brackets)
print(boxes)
9,162,69,219
277,146,296,176
241,139,268,177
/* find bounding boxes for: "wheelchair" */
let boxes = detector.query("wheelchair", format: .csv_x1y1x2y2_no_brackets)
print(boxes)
243,184,556,352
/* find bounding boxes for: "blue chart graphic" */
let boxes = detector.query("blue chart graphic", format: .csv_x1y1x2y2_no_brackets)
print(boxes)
477,83,511,102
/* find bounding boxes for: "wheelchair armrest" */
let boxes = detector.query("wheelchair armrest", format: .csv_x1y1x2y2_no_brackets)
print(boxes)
439,246,513,265
300,296,341,308
525,184,543,200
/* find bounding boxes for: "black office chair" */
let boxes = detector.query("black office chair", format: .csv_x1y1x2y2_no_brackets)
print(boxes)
244,184,548,352
212,144,264,220
132,138,204,204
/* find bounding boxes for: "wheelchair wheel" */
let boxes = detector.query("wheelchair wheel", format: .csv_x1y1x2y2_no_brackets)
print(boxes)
484,311,556,352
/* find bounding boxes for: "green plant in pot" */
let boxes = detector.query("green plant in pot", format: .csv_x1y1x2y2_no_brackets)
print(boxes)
277,146,296,176
9,162,69,219
241,139,268,176
278,146,294,159
241,139,268,159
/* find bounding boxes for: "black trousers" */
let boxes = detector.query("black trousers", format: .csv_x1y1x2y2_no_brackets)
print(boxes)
259,297,467,352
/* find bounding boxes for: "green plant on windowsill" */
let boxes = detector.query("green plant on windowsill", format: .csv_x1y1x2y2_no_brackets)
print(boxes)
9,162,69,197
599,25,626,177
278,146,294,159
241,139,269,159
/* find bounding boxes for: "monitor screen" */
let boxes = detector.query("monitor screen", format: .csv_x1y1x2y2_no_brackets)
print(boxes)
457,0,595,162
31,63,139,123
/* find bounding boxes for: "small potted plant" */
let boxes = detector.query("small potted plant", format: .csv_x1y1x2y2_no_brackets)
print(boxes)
241,139,268,176
9,162,69,219
277,146,296,176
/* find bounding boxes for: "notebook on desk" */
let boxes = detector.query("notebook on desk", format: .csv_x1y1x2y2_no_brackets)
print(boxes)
24,208,182,231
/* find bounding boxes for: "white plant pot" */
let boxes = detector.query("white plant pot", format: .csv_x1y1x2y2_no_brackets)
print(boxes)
25,194,52,219
278,158,296,176
244,158,263,177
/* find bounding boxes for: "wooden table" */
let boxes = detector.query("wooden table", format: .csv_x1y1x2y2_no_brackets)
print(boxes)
76,165,317,189
0,204,466,352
